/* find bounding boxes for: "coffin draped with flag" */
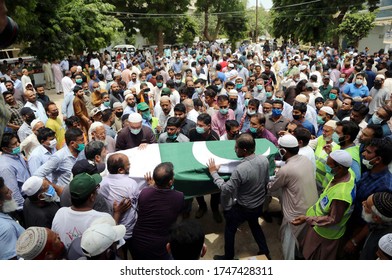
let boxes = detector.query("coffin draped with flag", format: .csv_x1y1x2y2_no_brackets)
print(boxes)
118,139,278,198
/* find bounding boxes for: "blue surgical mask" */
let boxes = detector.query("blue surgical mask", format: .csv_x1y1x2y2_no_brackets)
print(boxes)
272,108,282,117
250,127,258,133
76,79,83,84
157,82,163,88
76,143,85,152
167,134,177,140
355,79,363,85
142,111,152,121
11,146,21,155
219,108,229,115
175,79,181,84
104,101,110,107
372,114,383,125
325,164,337,175
317,115,325,125
236,84,243,90
332,132,340,144
257,85,264,91
339,78,345,83
244,99,249,107
196,126,205,134
274,97,283,101
329,93,337,100
247,108,256,115
44,185,56,197
216,85,222,91
195,88,203,94
266,92,273,98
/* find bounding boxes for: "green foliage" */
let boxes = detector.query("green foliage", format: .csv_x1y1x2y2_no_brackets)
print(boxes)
270,0,380,45
338,12,376,47
6,0,122,60
247,6,272,39
222,2,248,47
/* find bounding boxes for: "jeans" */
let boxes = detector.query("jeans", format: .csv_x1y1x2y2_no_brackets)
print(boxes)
223,204,269,259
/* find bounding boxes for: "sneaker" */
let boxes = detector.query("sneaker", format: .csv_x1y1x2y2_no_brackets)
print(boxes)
195,207,207,219
212,211,223,223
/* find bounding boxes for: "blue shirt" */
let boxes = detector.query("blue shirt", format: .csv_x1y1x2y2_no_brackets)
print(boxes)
34,146,85,187
28,144,56,176
0,213,25,260
344,83,369,98
0,153,30,209
62,91,75,118
353,169,392,222
301,119,316,136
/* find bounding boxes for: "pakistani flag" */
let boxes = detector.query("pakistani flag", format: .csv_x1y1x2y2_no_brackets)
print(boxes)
117,139,277,198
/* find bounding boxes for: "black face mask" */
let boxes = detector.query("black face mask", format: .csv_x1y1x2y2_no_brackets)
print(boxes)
292,114,301,120
374,80,382,90
115,111,123,118
229,99,237,110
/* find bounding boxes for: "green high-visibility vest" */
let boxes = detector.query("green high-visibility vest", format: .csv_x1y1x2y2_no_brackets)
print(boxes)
314,136,340,189
306,170,355,240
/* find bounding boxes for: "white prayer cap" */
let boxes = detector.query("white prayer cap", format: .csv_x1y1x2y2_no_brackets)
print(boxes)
128,113,142,123
324,120,337,129
113,102,122,109
22,176,43,196
298,64,307,71
320,106,334,116
376,74,385,80
228,90,238,97
228,63,235,68
330,150,352,168
31,119,43,129
379,234,392,258
295,94,308,103
278,134,299,148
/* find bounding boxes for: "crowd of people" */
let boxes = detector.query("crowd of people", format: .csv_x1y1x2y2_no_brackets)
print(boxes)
0,40,392,260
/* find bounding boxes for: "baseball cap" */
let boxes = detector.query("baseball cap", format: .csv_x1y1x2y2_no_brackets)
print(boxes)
136,102,149,111
22,176,43,196
161,87,171,96
69,173,102,199
20,107,34,116
81,223,126,257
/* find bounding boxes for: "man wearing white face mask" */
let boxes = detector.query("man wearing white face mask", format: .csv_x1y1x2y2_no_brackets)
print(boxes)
21,176,60,228
342,73,371,104
115,113,156,151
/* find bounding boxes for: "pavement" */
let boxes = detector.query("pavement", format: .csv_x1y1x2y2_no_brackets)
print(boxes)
47,88,284,260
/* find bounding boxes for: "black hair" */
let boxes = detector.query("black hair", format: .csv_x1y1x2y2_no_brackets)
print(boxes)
166,79,175,88
336,120,360,143
366,124,384,139
37,128,55,144
101,109,113,123
352,103,369,117
65,128,83,145
293,102,307,114
217,94,229,102
368,138,392,165
248,99,260,108
166,117,181,128
194,78,206,86
1,132,17,149
0,177,5,202
250,113,266,125
315,97,324,104
169,220,205,260
2,90,12,99
204,88,217,98
84,141,105,161
153,162,174,188
225,119,239,132
65,116,81,129
174,103,186,113
293,127,311,146
197,113,211,126
272,100,284,107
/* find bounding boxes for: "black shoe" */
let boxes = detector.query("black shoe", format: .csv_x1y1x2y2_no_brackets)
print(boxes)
195,207,207,219
212,211,223,223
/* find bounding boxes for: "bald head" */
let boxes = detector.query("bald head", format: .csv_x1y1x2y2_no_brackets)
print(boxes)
24,90,37,103
107,153,130,175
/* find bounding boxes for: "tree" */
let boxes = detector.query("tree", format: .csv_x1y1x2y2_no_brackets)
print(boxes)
222,1,248,48
6,0,122,60
195,0,247,42
247,6,272,40
270,0,380,47
337,12,376,47
111,0,191,56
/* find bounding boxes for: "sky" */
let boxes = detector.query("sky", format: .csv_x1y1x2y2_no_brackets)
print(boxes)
247,0,273,10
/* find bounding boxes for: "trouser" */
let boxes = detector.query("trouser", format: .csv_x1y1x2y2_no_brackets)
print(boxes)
196,193,220,212
224,204,269,259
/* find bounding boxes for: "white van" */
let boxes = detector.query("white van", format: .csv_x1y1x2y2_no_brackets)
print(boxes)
111,44,136,59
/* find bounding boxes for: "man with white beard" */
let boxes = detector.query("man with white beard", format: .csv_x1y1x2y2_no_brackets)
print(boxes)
89,122,116,153
0,177,25,260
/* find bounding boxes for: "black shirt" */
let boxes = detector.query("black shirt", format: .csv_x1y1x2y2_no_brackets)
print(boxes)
189,128,220,142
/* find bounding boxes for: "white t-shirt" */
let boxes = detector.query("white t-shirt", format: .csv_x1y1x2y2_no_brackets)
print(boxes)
51,207,111,248
299,146,316,176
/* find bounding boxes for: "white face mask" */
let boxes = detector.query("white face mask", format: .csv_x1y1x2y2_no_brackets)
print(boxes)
49,139,57,149
362,158,376,169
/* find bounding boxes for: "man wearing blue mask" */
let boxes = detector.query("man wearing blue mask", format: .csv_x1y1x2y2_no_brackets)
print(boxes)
265,100,290,139
158,117,189,143
21,176,60,228
342,73,370,104
34,128,86,193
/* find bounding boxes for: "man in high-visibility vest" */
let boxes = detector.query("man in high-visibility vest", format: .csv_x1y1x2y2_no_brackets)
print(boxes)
291,150,355,260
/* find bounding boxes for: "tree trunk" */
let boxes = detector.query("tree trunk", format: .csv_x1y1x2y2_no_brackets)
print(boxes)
157,29,164,57
203,6,213,42
332,7,349,51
